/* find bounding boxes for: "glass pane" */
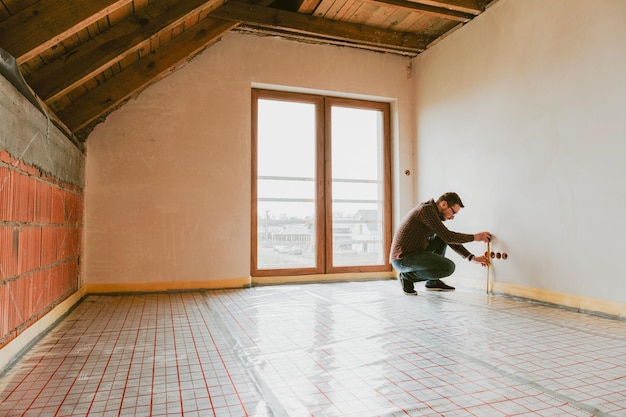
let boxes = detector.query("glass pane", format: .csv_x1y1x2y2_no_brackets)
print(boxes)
331,106,385,267
256,99,317,270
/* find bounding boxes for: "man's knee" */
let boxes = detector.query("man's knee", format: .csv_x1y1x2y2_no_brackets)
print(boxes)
441,260,455,277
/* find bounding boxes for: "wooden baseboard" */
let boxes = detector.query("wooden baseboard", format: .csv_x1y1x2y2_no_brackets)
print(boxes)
453,277,626,319
84,277,252,294
252,271,396,286
84,272,397,293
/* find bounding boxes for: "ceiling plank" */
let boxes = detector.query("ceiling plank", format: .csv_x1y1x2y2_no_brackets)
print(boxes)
210,1,429,53
416,0,484,14
26,0,217,103
0,0,38,17
0,0,133,64
56,17,238,133
365,0,475,21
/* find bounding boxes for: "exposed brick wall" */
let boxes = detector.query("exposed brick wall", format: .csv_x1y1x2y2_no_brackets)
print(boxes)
0,150,83,349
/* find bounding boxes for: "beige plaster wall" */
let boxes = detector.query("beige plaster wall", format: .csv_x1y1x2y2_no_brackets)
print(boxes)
84,33,415,290
412,0,626,312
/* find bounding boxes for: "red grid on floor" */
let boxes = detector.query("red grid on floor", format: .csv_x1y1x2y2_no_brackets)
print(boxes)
2,284,626,416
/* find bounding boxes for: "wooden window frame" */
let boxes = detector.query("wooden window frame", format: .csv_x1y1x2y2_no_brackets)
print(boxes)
251,89,392,277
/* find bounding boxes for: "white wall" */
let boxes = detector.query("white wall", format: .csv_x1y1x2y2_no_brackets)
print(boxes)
413,0,626,309
85,33,415,290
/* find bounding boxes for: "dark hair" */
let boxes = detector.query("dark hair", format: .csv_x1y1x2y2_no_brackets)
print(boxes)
437,192,464,208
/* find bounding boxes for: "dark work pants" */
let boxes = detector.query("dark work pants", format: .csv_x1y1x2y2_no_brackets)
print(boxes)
391,236,455,282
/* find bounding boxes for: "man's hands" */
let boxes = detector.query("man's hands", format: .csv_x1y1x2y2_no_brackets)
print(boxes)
471,255,489,267
474,231,492,242
472,231,492,267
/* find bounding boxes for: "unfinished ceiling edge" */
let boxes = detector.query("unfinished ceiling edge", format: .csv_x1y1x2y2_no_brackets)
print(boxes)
233,26,421,57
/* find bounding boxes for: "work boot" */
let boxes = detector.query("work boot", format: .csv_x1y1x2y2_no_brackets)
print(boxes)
399,274,417,296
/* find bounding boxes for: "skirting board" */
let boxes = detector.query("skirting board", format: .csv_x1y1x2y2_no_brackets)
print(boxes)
252,271,397,286
453,277,626,319
86,273,397,292
68,275,626,318
84,277,252,294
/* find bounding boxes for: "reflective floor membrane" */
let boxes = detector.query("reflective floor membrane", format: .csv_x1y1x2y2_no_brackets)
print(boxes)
1,280,625,417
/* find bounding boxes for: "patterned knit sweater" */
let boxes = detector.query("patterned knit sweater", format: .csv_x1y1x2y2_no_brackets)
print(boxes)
389,199,474,262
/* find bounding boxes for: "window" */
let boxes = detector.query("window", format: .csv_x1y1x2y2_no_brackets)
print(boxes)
252,89,391,277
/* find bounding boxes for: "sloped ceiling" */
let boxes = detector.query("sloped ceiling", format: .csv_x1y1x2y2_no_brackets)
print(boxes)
0,0,497,144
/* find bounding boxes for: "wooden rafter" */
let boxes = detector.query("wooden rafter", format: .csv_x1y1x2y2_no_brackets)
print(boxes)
56,17,238,133
25,0,218,103
0,0,132,64
0,0,496,138
364,0,476,22
210,1,430,54
418,0,485,14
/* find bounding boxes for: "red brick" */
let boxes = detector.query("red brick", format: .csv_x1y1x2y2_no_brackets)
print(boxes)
0,150,14,165
0,226,18,279
13,174,36,223
17,227,41,275
40,227,57,266
0,167,13,222
51,186,65,224
0,282,7,340
35,181,53,224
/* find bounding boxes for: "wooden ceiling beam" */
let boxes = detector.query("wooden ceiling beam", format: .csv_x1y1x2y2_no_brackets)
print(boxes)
0,0,133,64
210,1,429,53
234,26,416,56
56,17,238,133
417,0,485,15
26,0,219,103
297,0,484,16
365,0,476,21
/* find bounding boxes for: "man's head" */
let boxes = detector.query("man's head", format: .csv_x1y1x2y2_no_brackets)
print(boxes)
436,192,464,221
